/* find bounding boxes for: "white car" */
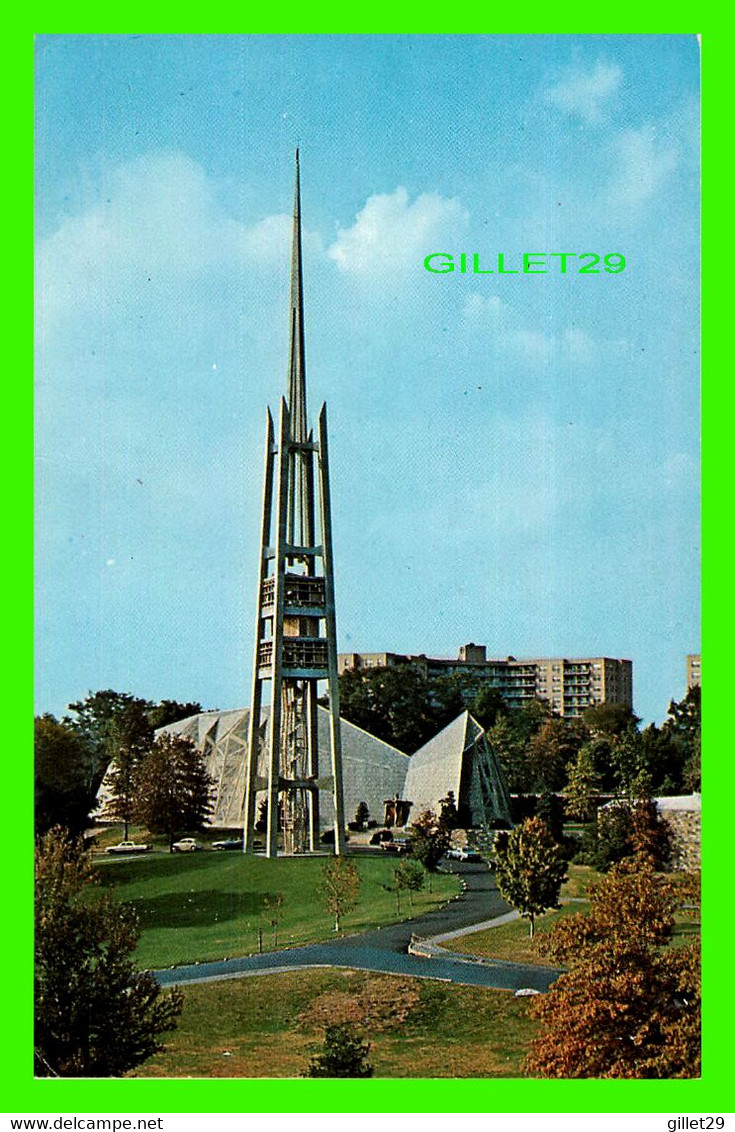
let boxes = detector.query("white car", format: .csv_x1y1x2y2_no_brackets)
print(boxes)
446,846,481,861
105,840,151,855
172,838,203,853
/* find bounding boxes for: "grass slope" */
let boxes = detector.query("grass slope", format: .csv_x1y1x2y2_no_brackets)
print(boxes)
134,969,536,1079
443,865,699,965
94,852,460,969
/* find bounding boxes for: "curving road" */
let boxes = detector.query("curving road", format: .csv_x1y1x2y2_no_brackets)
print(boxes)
152,860,564,993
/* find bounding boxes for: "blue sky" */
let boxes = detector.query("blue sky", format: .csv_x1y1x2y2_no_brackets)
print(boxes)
35,34,700,724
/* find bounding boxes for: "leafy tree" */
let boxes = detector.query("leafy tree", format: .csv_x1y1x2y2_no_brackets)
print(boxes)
408,808,451,871
583,701,640,738
133,734,215,850
35,828,183,1077
662,686,701,793
493,817,568,937
429,673,475,729
319,856,361,932
608,725,646,793
526,719,582,794
103,746,143,840
582,778,672,873
528,858,699,1078
470,685,509,729
304,1023,373,1078
34,715,99,835
394,858,425,909
66,690,154,778
145,699,203,730
337,665,437,751
565,743,601,822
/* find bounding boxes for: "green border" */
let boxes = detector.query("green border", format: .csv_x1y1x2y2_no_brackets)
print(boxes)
19,20,722,1115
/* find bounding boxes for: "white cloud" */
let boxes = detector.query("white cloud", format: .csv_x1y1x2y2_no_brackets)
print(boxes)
328,187,468,276
604,126,679,209
37,151,320,331
544,61,622,124
462,293,610,367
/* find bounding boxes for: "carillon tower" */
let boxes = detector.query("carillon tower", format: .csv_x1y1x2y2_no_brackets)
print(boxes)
243,151,346,857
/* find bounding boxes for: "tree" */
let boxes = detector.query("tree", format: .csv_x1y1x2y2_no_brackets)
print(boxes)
527,858,699,1078
493,817,568,937
66,690,154,780
394,858,425,909
304,1023,373,1078
408,808,451,871
103,746,143,841
264,891,285,947
564,743,601,822
583,778,672,873
438,790,460,831
583,701,640,738
133,734,215,850
34,715,99,835
35,828,183,1077
470,685,509,729
526,718,582,795
145,699,203,730
662,686,701,793
354,801,370,827
336,664,437,751
319,856,361,932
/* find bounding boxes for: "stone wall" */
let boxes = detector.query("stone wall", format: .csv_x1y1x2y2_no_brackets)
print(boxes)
661,809,700,871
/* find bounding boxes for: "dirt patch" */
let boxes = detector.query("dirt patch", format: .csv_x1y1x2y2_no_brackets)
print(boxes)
297,975,421,1033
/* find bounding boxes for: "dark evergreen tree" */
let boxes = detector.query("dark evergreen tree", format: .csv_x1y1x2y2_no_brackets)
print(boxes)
304,1023,373,1078
35,828,182,1077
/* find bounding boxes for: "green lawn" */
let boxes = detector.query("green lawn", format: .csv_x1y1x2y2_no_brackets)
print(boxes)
94,851,460,969
443,864,699,966
134,968,536,1078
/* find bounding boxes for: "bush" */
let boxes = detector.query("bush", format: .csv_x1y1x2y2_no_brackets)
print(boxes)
304,1023,373,1078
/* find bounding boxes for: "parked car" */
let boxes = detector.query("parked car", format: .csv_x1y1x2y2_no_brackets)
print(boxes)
105,840,151,855
172,838,203,853
380,838,411,854
446,846,482,862
211,838,244,851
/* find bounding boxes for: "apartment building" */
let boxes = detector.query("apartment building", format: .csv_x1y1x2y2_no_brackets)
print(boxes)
686,654,701,689
338,644,633,719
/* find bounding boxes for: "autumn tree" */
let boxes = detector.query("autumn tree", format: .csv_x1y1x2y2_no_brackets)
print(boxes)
493,817,568,937
35,828,183,1077
408,808,451,871
527,858,699,1078
133,734,214,850
320,856,361,932
304,1023,373,1078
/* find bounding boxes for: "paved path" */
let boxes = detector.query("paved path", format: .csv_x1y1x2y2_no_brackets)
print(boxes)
152,860,564,993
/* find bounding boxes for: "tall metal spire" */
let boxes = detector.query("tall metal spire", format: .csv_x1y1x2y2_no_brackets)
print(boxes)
288,149,307,444
243,153,346,858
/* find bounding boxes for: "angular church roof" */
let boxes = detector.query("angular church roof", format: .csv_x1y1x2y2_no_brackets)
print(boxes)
404,710,512,827
159,706,409,829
